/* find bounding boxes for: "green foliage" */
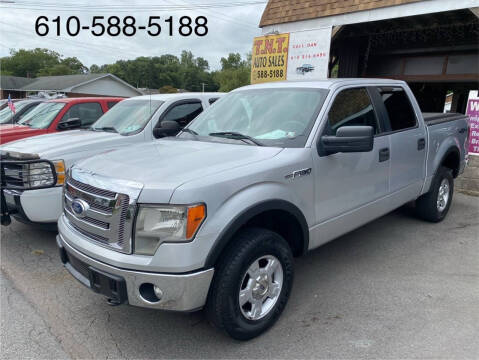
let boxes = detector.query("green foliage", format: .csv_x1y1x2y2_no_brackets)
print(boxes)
159,85,178,94
1,48,87,77
213,52,251,92
1,47,251,93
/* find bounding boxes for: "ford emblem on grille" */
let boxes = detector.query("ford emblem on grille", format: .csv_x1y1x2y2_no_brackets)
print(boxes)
71,199,89,218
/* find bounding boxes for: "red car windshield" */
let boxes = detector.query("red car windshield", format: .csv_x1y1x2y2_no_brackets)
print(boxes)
18,102,66,129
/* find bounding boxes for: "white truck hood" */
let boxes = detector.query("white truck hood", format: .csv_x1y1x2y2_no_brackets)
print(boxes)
75,139,283,203
0,130,134,160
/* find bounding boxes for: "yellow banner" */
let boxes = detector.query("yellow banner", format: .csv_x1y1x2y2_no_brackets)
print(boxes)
251,33,289,84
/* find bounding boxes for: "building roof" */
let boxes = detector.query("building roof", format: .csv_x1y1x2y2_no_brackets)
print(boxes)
0,73,143,96
259,0,423,27
22,73,106,91
0,76,35,90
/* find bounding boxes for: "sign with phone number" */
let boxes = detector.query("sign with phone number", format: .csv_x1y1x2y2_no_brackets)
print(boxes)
251,33,289,84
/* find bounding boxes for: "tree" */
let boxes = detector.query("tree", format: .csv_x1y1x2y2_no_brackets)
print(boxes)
214,53,251,92
1,48,87,77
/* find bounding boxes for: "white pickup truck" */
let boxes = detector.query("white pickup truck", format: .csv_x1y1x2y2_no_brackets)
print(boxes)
56,79,468,340
0,92,222,227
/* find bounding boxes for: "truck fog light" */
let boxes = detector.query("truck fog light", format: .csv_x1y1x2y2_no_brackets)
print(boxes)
139,283,163,303
153,285,163,300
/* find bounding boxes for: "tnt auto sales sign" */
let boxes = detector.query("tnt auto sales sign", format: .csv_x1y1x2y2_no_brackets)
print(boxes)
251,33,289,84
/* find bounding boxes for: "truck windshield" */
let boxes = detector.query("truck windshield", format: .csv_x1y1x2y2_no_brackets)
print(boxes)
90,99,163,135
18,102,66,129
186,88,328,147
0,101,35,124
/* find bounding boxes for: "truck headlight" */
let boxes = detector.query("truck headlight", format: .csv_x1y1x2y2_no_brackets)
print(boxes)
134,204,206,255
22,160,65,188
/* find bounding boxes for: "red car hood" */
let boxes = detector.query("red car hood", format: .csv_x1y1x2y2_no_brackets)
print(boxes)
0,124,47,145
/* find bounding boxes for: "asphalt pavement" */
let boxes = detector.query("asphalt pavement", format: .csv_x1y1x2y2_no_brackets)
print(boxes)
1,193,478,359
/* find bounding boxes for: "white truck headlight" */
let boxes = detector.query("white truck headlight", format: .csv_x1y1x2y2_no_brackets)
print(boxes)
21,160,65,189
134,204,206,255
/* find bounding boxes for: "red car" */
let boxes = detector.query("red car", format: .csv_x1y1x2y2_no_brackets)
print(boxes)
0,97,123,145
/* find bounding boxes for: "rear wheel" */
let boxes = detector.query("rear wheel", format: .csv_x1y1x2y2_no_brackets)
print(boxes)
207,227,294,340
416,166,454,222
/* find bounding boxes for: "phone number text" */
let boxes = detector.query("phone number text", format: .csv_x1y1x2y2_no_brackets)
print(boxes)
35,16,208,37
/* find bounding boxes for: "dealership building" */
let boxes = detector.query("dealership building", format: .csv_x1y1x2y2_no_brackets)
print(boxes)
259,0,478,114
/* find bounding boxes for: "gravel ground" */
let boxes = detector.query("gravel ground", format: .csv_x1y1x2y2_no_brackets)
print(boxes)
1,193,478,359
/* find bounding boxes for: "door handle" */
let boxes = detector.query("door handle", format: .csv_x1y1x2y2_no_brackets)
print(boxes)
379,148,390,162
417,138,426,150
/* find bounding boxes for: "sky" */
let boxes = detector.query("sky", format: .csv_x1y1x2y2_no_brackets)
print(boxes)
0,0,267,70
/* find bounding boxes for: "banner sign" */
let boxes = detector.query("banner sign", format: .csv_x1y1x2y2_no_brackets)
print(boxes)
251,33,289,84
286,28,332,81
466,98,479,154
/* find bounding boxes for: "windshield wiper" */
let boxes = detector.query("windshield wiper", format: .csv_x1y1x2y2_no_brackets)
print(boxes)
208,132,263,146
181,128,198,136
93,126,118,133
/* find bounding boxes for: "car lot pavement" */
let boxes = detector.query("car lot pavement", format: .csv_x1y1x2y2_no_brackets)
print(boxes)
1,193,478,359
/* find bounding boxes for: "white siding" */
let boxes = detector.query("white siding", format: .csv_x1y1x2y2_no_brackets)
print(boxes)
71,77,140,97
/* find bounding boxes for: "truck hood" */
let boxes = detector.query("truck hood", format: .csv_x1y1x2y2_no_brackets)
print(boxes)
0,129,125,158
0,124,45,141
75,139,283,203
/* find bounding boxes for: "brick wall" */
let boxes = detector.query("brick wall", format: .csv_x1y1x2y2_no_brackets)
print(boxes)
457,155,479,196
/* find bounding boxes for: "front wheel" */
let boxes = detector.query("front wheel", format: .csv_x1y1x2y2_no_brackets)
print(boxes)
416,166,454,222
207,227,294,340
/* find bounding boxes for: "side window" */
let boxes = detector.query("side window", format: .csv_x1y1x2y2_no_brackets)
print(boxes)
61,102,104,128
378,87,417,131
162,102,203,128
327,87,380,135
107,101,118,109
209,98,219,104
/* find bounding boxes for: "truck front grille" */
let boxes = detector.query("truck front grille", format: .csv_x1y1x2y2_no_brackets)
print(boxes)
63,177,135,254
3,163,26,188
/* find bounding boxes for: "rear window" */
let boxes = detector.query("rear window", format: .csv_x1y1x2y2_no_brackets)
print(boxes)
378,87,417,131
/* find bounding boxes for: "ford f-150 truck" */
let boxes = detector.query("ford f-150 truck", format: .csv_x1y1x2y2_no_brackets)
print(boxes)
56,79,468,340
0,97,123,145
0,93,222,227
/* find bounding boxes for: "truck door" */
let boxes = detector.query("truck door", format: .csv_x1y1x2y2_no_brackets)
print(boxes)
373,86,426,198
312,86,390,239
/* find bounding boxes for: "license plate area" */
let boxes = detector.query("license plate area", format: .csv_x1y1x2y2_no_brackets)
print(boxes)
88,267,127,304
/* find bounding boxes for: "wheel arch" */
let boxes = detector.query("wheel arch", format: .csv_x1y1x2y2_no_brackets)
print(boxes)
204,199,309,268
437,146,461,178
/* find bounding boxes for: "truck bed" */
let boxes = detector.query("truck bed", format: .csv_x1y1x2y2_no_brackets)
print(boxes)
423,112,468,126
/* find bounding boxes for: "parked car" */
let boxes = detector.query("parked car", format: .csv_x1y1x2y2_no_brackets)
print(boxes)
0,99,44,125
296,64,314,74
0,92,223,227
55,79,467,340
0,97,123,145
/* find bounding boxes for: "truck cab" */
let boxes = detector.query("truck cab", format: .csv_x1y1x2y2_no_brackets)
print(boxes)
0,97,123,145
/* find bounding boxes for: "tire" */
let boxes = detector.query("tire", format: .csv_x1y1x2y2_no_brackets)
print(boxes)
416,166,454,222
206,227,294,340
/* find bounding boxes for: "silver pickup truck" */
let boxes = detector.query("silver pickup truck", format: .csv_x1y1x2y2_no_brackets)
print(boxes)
57,79,469,340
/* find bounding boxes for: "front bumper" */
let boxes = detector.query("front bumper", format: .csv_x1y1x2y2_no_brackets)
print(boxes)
57,234,214,311
2,187,62,224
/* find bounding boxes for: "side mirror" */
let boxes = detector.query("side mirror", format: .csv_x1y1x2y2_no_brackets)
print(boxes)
319,125,374,156
153,120,180,138
57,117,81,131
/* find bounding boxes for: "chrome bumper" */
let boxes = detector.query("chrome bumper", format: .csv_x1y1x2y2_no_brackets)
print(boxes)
57,234,214,311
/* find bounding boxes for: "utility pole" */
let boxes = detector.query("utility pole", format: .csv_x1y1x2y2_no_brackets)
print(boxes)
201,83,207,93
